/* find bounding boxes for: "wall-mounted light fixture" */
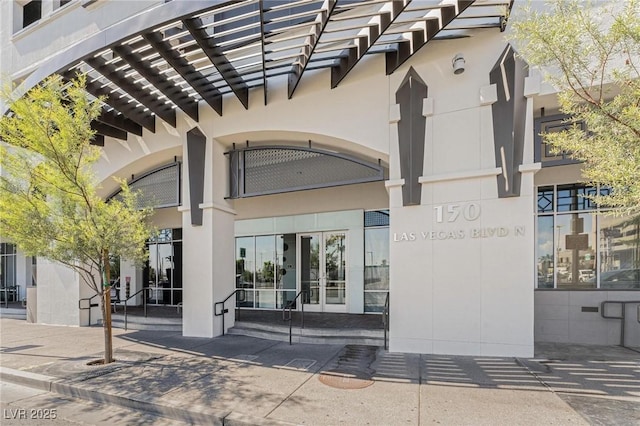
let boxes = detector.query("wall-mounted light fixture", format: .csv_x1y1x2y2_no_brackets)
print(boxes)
452,53,465,75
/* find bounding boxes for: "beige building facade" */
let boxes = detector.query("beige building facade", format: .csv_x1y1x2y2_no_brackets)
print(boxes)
1,0,638,356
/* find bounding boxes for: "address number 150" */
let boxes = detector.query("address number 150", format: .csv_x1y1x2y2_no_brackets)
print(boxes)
434,203,481,223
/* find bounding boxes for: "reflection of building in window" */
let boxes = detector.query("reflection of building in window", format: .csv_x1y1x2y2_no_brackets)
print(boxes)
31,256,37,286
1,243,17,288
536,185,640,289
143,228,182,305
364,210,389,312
234,234,296,310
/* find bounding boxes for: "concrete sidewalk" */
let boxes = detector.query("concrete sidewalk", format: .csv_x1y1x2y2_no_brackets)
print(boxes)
1,319,638,425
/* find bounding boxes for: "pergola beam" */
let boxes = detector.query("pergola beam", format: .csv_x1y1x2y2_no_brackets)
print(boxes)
183,17,250,109
85,57,177,127
143,32,223,116
331,0,411,88
97,109,143,136
113,44,199,121
385,0,475,75
91,121,128,141
62,70,156,133
287,0,336,99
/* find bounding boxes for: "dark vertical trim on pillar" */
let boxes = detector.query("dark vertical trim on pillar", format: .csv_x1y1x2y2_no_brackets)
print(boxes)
490,44,529,198
228,150,240,199
187,127,206,226
395,67,427,206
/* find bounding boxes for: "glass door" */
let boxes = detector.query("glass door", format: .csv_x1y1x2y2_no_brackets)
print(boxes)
299,232,347,313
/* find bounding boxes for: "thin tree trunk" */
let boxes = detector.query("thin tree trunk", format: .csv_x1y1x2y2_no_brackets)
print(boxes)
103,250,113,364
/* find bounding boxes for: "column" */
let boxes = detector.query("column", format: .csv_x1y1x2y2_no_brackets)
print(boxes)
181,127,236,337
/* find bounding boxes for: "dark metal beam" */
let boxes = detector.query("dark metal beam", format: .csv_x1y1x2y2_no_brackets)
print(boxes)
90,134,105,147
142,32,223,116
258,0,268,105
62,70,156,133
85,56,177,127
97,109,143,136
113,44,199,121
287,0,336,99
331,0,411,88
91,121,128,141
385,0,475,75
183,17,250,109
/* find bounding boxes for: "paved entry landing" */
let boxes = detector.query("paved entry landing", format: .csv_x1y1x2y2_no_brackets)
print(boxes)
235,309,384,330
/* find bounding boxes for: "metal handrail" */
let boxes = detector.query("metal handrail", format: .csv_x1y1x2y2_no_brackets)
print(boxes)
282,290,306,345
601,300,640,347
79,293,101,325
123,287,151,331
382,292,390,350
214,289,246,336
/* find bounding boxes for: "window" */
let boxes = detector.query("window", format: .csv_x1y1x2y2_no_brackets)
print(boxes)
54,0,72,10
143,228,182,305
364,210,389,312
1,243,17,289
235,234,295,309
536,185,639,289
22,0,42,28
534,114,584,167
31,256,37,286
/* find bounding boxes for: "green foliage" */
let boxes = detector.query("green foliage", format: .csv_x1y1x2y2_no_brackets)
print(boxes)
510,0,640,214
0,75,152,293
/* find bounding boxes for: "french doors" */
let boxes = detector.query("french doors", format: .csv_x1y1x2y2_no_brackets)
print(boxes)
299,232,347,312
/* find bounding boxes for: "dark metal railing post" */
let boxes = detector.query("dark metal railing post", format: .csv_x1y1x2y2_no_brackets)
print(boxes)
215,289,246,336
79,294,100,326
282,290,306,345
119,287,152,332
601,300,640,348
383,292,390,350
289,312,293,345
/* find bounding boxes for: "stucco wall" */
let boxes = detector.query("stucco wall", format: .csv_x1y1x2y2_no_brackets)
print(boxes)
535,291,640,346
387,33,536,357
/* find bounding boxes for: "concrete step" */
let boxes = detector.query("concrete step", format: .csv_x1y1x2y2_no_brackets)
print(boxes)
228,321,385,346
107,314,182,332
0,308,27,320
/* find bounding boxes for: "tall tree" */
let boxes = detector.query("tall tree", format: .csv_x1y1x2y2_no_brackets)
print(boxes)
509,0,640,214
0,75,152,364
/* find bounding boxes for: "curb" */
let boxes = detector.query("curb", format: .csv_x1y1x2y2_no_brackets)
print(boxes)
0,366,297,426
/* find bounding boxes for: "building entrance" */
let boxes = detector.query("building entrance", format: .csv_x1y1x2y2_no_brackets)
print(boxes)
299,232,347,313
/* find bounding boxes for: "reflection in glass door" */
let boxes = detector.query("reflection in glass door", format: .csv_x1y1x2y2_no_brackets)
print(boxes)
143,228,182,305
299,232,347,312
300,235,320,307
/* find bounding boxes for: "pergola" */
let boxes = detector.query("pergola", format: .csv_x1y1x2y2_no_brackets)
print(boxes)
14,0,513,145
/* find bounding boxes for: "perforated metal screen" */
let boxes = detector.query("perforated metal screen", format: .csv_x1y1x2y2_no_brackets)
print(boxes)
111,163,180,209
230,147,384,198
364,210,390,227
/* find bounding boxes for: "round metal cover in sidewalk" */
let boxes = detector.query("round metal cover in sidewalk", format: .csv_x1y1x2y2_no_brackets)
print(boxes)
318,370,374,389
318,345,377,389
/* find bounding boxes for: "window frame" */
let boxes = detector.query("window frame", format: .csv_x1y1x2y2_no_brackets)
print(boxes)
535,184,639,290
